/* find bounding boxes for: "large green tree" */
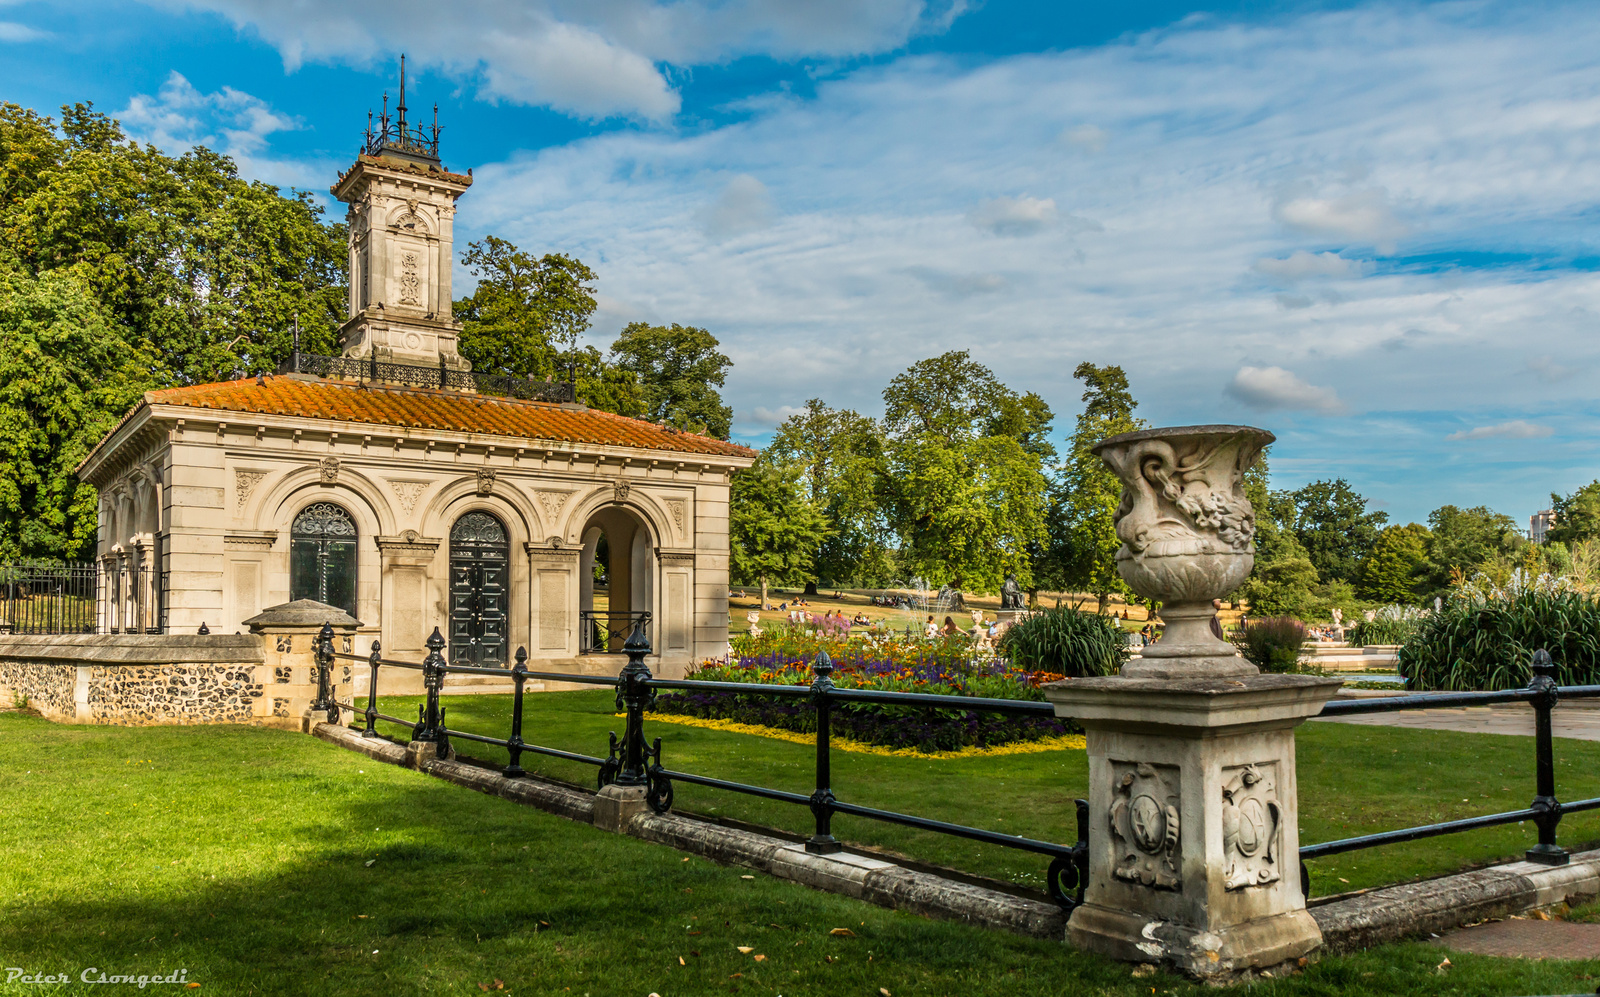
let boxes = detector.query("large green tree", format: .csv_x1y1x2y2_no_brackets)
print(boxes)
878,352,1050,595
610,322,733,440
1049,362,1144,614
0,265,156,558
454,235,599,381
1423,504,1523,590
1357,523,1430,604
1281,479,1389,583
728,459,831,609
766,399,889,589
1549,481,1600,545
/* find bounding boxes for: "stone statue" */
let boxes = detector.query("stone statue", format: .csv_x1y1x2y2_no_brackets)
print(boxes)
1000,572,1025,610
1330,607,1345,642
1092,425,1274,678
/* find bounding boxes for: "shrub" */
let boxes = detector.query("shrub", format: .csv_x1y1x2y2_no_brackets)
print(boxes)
1349,605,1423,647
1232,616,1307,673
998,605,1129,677
1400,576,1600,690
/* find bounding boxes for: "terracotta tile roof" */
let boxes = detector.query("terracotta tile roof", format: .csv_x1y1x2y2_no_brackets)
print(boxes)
144,376,757,460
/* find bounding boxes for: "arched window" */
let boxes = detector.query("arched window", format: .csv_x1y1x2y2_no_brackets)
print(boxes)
290,502,357,617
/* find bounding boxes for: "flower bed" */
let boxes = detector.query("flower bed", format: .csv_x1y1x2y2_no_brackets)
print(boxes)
650,627,1079,753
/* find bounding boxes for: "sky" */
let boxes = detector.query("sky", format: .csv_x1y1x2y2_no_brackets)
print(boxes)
3,0,1598,527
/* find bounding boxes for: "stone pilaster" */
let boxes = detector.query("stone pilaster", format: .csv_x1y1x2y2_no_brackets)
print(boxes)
245,599,362,730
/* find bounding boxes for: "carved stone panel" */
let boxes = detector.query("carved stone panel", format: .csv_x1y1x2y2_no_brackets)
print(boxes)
476,467,497,496
319,456,341,484
235,470,267,513
1108,761,1182,890
1221,762,1282,891
389,480,427,516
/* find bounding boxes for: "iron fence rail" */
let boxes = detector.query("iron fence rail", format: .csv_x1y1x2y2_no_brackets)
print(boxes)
278,351,576,404
0,561,167,635
317,617,1091,908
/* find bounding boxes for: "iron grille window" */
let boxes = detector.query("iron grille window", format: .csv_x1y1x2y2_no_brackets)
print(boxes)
290,502,357,617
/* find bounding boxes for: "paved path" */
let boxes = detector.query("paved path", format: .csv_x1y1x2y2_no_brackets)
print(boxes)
1436,917,1600,960
1314,703,1600,741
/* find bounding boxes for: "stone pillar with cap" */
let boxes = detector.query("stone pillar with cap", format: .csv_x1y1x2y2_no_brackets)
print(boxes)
244,599,363,731
1043,426,1342,980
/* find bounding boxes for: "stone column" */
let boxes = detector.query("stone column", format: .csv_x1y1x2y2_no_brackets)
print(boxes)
1043,426,1340,980
245,599,362,731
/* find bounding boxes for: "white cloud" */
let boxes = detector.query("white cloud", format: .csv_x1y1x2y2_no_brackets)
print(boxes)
1060,123,1107,153
744,405,807,425
1226,367,1348,415
697,174,776,241
146,0,957,121
118,72,322,188
1274,188,1409,252
1254,251,1366,281
0,20,45,41
967,196,1057,236
1447,420,1554,441
1526,355,1580,383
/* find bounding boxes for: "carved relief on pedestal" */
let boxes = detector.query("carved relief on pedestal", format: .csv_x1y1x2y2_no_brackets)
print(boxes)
476,467,497,496
1221,763,1281,891
235,470,267,512
399,251,421,305
389,480,427,516
319,456,342,484
613,480,631,504
1108,761,1182,890
666,498,687,537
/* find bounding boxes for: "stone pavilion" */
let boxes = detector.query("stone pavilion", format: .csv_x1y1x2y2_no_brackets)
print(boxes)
75,76,756,679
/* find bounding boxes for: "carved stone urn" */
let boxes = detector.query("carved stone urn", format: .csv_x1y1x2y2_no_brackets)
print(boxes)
1092,425,1273,679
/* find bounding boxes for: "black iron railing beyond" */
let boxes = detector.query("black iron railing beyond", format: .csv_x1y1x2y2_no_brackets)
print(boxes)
279,352,576,404
0,561,166,635
320,618,1091,909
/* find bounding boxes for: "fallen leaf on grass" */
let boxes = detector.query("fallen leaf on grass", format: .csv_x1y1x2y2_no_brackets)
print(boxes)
880,989,892,996
1436,957,1451,974
364,860,376,867
682,857,690,862
185,986,200,990
737,946,754,954
679,957,686,966
1337,878,1349,884
753,955,767,962
740,875,754,880
829,928,855,937
691,951,699,957
355,915,369,919
729,973,743,979
1131,965,1155,978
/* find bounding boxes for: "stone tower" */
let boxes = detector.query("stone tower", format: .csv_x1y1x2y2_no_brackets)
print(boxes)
331,57,473,371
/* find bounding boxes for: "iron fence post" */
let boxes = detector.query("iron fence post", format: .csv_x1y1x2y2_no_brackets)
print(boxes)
1526,648,1569,865
313,621,340,724
505,646,528,778
413,627,447,750
614,623,654,787
362,639,381,738
806,651,842,854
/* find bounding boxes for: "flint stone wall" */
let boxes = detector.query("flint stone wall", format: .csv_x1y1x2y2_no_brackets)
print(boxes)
0,634,344,727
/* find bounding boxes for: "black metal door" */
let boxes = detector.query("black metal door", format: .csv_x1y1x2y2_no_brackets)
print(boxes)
290,502,358,617
449,512,509,665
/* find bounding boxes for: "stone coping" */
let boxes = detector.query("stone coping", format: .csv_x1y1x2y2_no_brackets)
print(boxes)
0,634,263,664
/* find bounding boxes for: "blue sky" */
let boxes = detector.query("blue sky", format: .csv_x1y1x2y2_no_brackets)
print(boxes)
4,0,1599,527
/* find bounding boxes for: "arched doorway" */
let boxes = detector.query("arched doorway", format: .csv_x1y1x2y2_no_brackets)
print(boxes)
578,506,653,653
449,511,509,665
290,502,358,617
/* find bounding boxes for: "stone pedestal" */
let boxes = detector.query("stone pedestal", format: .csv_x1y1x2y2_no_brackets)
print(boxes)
1045,674,1341,978
593,784,649,832
244,599,362,730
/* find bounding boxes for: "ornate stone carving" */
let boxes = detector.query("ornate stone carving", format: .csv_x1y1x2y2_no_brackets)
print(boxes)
532,488,573,525
399,251,420,305
1093,425,1273,678
613,479,631,504
476,467,497,496
389,480,427,515
1221,763,1281,891
666,498,687,536
1108,761,1182,890
318,456,342,484
546,536,564,548
235,470,267,512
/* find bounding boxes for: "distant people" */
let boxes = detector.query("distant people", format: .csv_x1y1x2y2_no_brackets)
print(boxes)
925,615,938,639
942,615,961,637
1121,610,1129,621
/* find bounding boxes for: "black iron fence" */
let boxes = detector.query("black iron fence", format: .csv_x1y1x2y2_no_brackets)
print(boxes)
0,561,165,635
321,617,1091,909
578,610,651,655
1299,649,1600,891
279,352,576,404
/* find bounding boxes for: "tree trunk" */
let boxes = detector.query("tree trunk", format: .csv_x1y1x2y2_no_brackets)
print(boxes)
1097,591,1109,615
761,576,770,611
804,581,819,596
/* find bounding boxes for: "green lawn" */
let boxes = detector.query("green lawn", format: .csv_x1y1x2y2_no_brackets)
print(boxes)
372,690,1600,898
5,710,1600,996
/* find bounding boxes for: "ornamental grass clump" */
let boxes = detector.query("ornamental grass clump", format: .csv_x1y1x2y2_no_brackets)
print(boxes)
998,605,1129,677
1400,572,1600,691
1232,616,1307,673
1348,605,1424,647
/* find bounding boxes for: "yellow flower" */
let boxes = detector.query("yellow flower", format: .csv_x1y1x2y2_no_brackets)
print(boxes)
629,714,1085,758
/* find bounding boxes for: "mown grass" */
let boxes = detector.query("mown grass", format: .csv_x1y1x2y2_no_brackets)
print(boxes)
376,691,1600,898
5,709,1600,996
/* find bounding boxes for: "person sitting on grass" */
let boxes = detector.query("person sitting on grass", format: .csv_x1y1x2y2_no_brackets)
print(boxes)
941,615,962,637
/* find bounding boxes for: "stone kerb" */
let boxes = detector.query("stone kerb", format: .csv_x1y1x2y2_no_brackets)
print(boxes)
244,599,361,730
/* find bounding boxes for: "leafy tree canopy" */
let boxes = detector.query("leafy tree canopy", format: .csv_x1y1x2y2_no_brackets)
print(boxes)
1424,504,1524,590
454,236,598,381
610,322,733,440
1549,480,1600,545
766,399,890,586
1357,522,1430,605
880,349,1053,456
1281,479,1389,583
728,458,831,608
